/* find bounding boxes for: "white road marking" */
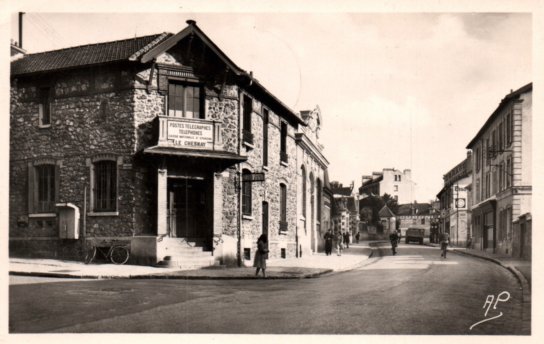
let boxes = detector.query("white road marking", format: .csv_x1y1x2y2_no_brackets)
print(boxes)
359,254,458,270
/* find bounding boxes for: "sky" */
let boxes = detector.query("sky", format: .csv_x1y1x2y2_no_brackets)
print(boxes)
4,4,535,203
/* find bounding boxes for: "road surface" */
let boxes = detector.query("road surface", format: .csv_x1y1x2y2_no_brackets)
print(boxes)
9,242,526,334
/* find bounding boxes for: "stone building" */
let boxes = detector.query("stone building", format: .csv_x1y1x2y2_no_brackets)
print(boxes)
295,106,329,257
359,168,415,204
436,153,472,247
466,82,532,257
9,20,308,267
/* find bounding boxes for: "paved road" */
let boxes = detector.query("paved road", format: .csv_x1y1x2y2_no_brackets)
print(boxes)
9,243,527,334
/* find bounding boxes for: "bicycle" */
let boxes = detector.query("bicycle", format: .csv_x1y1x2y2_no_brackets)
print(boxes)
84,242,130,265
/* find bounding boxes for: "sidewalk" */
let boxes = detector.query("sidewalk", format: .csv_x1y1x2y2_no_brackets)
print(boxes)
9,243,373,280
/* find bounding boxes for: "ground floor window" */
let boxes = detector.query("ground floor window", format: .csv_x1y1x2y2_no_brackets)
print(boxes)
93,160,118,212
35,164,56,213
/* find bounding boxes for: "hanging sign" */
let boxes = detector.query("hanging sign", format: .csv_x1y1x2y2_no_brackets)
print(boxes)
242,172,265,182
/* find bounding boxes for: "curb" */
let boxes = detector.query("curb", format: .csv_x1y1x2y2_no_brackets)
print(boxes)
9,268,334,280
9,245,374,281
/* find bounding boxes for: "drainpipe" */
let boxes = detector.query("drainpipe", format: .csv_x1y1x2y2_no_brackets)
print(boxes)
237,89,242,267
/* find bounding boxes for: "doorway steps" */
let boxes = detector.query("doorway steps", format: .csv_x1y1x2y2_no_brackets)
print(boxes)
156,237,215,270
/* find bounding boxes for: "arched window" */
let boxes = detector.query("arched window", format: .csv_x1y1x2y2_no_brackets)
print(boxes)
316,178,322,220
242,169,252,215
279,183,288,231
301,166,306,218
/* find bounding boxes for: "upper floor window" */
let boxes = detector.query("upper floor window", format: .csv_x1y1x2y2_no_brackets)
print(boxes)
475,146,481,172
394,185,398,192
39,87,51,127
242,169,252,216
280,121,288,164
506,110,513,145
506,158,512,188
243,95,253,145
168,82,202,118
263,108,269,166
498,121,504,150
93,160,118,212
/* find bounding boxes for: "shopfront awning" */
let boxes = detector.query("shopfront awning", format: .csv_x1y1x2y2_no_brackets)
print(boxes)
471,197,497,214
143,146,247,169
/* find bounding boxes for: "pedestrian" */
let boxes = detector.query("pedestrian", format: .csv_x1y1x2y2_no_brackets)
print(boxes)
389,230,399,255
355,232,360,244
335,231,344,256
344,232,350,249
254,234,269,277
324,229,334,256
396,229,401,244
440,232,450,258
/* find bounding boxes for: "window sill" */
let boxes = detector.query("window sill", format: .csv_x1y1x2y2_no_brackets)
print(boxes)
88,211,119,217
280,161,289,167
29,213,56,218
262,165,269,172
243,141,254,150
242,215,254,221
279,231,288,235
39,124,51,129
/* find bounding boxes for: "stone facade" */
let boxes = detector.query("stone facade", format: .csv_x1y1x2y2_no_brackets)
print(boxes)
9,22,306,265
295,106,329,256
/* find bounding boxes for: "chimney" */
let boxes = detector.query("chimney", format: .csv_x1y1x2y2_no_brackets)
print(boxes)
186,19,196,26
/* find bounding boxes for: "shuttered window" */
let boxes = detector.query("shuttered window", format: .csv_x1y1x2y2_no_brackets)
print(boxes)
94,160,117,212
28,162,59,214
36,165,55,213
242,169,252,216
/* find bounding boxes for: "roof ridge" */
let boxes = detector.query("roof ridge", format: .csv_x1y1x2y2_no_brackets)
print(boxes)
19,33,169,57
129,32,173,61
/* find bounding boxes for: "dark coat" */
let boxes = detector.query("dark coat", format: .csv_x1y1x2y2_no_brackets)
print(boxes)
253,239,268,268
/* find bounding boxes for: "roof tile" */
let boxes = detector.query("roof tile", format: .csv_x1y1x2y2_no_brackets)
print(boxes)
11,33,172,76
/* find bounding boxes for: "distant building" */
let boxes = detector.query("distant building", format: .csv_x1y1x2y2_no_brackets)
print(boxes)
436,153,473,247
331,181,359,236
466,82,532,258
396,202,438,238
359,168,415,204
378,205,396,234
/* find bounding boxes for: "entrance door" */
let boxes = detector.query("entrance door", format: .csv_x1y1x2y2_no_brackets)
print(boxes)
167,178,208,239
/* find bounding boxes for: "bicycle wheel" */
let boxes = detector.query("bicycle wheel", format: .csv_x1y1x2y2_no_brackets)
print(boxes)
84,246,96,264
110,246,130,265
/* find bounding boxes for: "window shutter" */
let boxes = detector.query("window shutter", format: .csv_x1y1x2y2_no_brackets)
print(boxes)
27,163,35,214
158,73,168,93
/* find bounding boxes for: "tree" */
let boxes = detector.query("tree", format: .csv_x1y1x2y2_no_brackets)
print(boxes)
359,195,385,225
382,193,399,214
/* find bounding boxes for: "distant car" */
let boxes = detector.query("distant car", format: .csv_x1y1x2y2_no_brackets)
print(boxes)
405,228,425,244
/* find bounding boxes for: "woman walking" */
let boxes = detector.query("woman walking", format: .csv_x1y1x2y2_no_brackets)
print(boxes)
254,234,269,277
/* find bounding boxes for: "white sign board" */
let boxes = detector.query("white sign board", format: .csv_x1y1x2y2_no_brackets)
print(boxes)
167,120,214,149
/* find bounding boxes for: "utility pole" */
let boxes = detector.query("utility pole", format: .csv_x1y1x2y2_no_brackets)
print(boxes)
456,182,459,246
